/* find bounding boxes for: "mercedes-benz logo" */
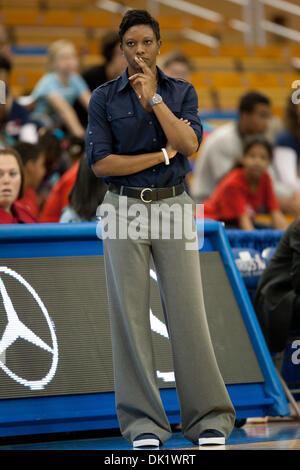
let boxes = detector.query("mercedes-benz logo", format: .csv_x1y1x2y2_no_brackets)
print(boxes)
149,268,175,383
0,267,58,390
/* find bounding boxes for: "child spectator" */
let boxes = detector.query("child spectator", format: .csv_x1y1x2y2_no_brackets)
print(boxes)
14,141,46,219
198,139,288,230
191,92,272,203
60,155,107,223
30,40,91,138
0,147,36,223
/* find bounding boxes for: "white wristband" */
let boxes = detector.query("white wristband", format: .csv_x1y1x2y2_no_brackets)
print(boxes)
161,148,170,166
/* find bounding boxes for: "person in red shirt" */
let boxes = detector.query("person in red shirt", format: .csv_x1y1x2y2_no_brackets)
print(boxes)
14,141,46,220
0,147,37,223
38,158,80,222
199,139,288,230
39,137,85,222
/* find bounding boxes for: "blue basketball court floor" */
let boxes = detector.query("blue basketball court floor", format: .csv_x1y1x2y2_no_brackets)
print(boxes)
0,419,300,451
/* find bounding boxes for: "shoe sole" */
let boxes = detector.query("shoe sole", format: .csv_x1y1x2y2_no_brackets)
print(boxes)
198,437,225,446
133,438,160,448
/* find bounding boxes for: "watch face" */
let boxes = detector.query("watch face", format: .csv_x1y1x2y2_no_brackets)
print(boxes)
152,94,162,104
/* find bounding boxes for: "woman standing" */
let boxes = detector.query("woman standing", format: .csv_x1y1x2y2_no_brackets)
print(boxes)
87,9,235,448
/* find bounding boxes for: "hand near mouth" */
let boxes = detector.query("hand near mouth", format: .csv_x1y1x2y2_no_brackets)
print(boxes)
129,56,157,103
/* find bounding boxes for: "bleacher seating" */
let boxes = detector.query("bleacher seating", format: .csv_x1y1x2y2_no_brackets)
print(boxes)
1,1,299,115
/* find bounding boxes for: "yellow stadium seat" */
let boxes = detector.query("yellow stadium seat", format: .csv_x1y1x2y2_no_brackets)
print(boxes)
191,72,213,87
209,72,247,88
81,11,118,28
241,57,291,72
254,45,285,58
245,73,287,88
11,69,44,91
216,44,255,58
160,42,213,57
14,26,86,47
42,10,81,27
0,9,39,26
193,57,236,71
157,16,183,30
195,87,215,110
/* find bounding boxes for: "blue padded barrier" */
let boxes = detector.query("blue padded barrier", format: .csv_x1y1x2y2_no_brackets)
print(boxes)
225,227,300,401
198,221,289,417
226,229,284,251
0,221,289,438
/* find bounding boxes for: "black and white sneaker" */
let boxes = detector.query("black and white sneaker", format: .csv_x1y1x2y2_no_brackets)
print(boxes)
133,433,160,448
198,429,225,446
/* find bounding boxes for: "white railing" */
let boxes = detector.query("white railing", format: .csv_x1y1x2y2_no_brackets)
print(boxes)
182,28,220,48
260,0,300,16
262,21,300,43
157,0,222,23
96,0,128,13
96,0,300,46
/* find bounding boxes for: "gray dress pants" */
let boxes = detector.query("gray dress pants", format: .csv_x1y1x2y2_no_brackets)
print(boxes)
101,189,235,444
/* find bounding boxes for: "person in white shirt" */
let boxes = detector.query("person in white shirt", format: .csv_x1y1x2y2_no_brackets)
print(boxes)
191,92,272,202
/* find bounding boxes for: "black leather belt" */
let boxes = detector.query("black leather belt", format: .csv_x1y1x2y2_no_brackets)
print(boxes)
108,183,185,203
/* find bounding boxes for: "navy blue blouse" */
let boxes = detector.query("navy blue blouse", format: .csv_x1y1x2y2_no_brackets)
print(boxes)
86,67,203,188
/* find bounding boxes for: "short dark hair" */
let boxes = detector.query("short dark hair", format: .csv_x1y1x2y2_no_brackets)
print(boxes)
0,54,11,73
119,9,160,43
14,142,42,166
100,31,121,63
239,91,270,114
162,51,193,71
243,138,273,161
0,147,24,198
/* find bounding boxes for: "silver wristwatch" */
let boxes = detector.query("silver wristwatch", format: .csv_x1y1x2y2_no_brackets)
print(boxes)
149,93,163,107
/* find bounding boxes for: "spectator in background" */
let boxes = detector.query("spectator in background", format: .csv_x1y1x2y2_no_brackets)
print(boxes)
161,51,194,82
199,139,288,230
270,93,300,215
60,155,107,223
254,217,300,353
37,129,66,208
160,51,211,192
30,40,91,138
191,91,272,202
39,137,85,222
0,55,39,146
75,31,127,127
161,51,213,137
13,141,46,220
0,147,36,223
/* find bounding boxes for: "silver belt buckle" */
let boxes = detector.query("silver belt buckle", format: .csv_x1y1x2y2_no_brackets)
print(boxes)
140,187,152,203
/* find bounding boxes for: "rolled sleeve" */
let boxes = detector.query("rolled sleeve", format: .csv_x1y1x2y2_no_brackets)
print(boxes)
86,88,113,167
181,85,203,151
